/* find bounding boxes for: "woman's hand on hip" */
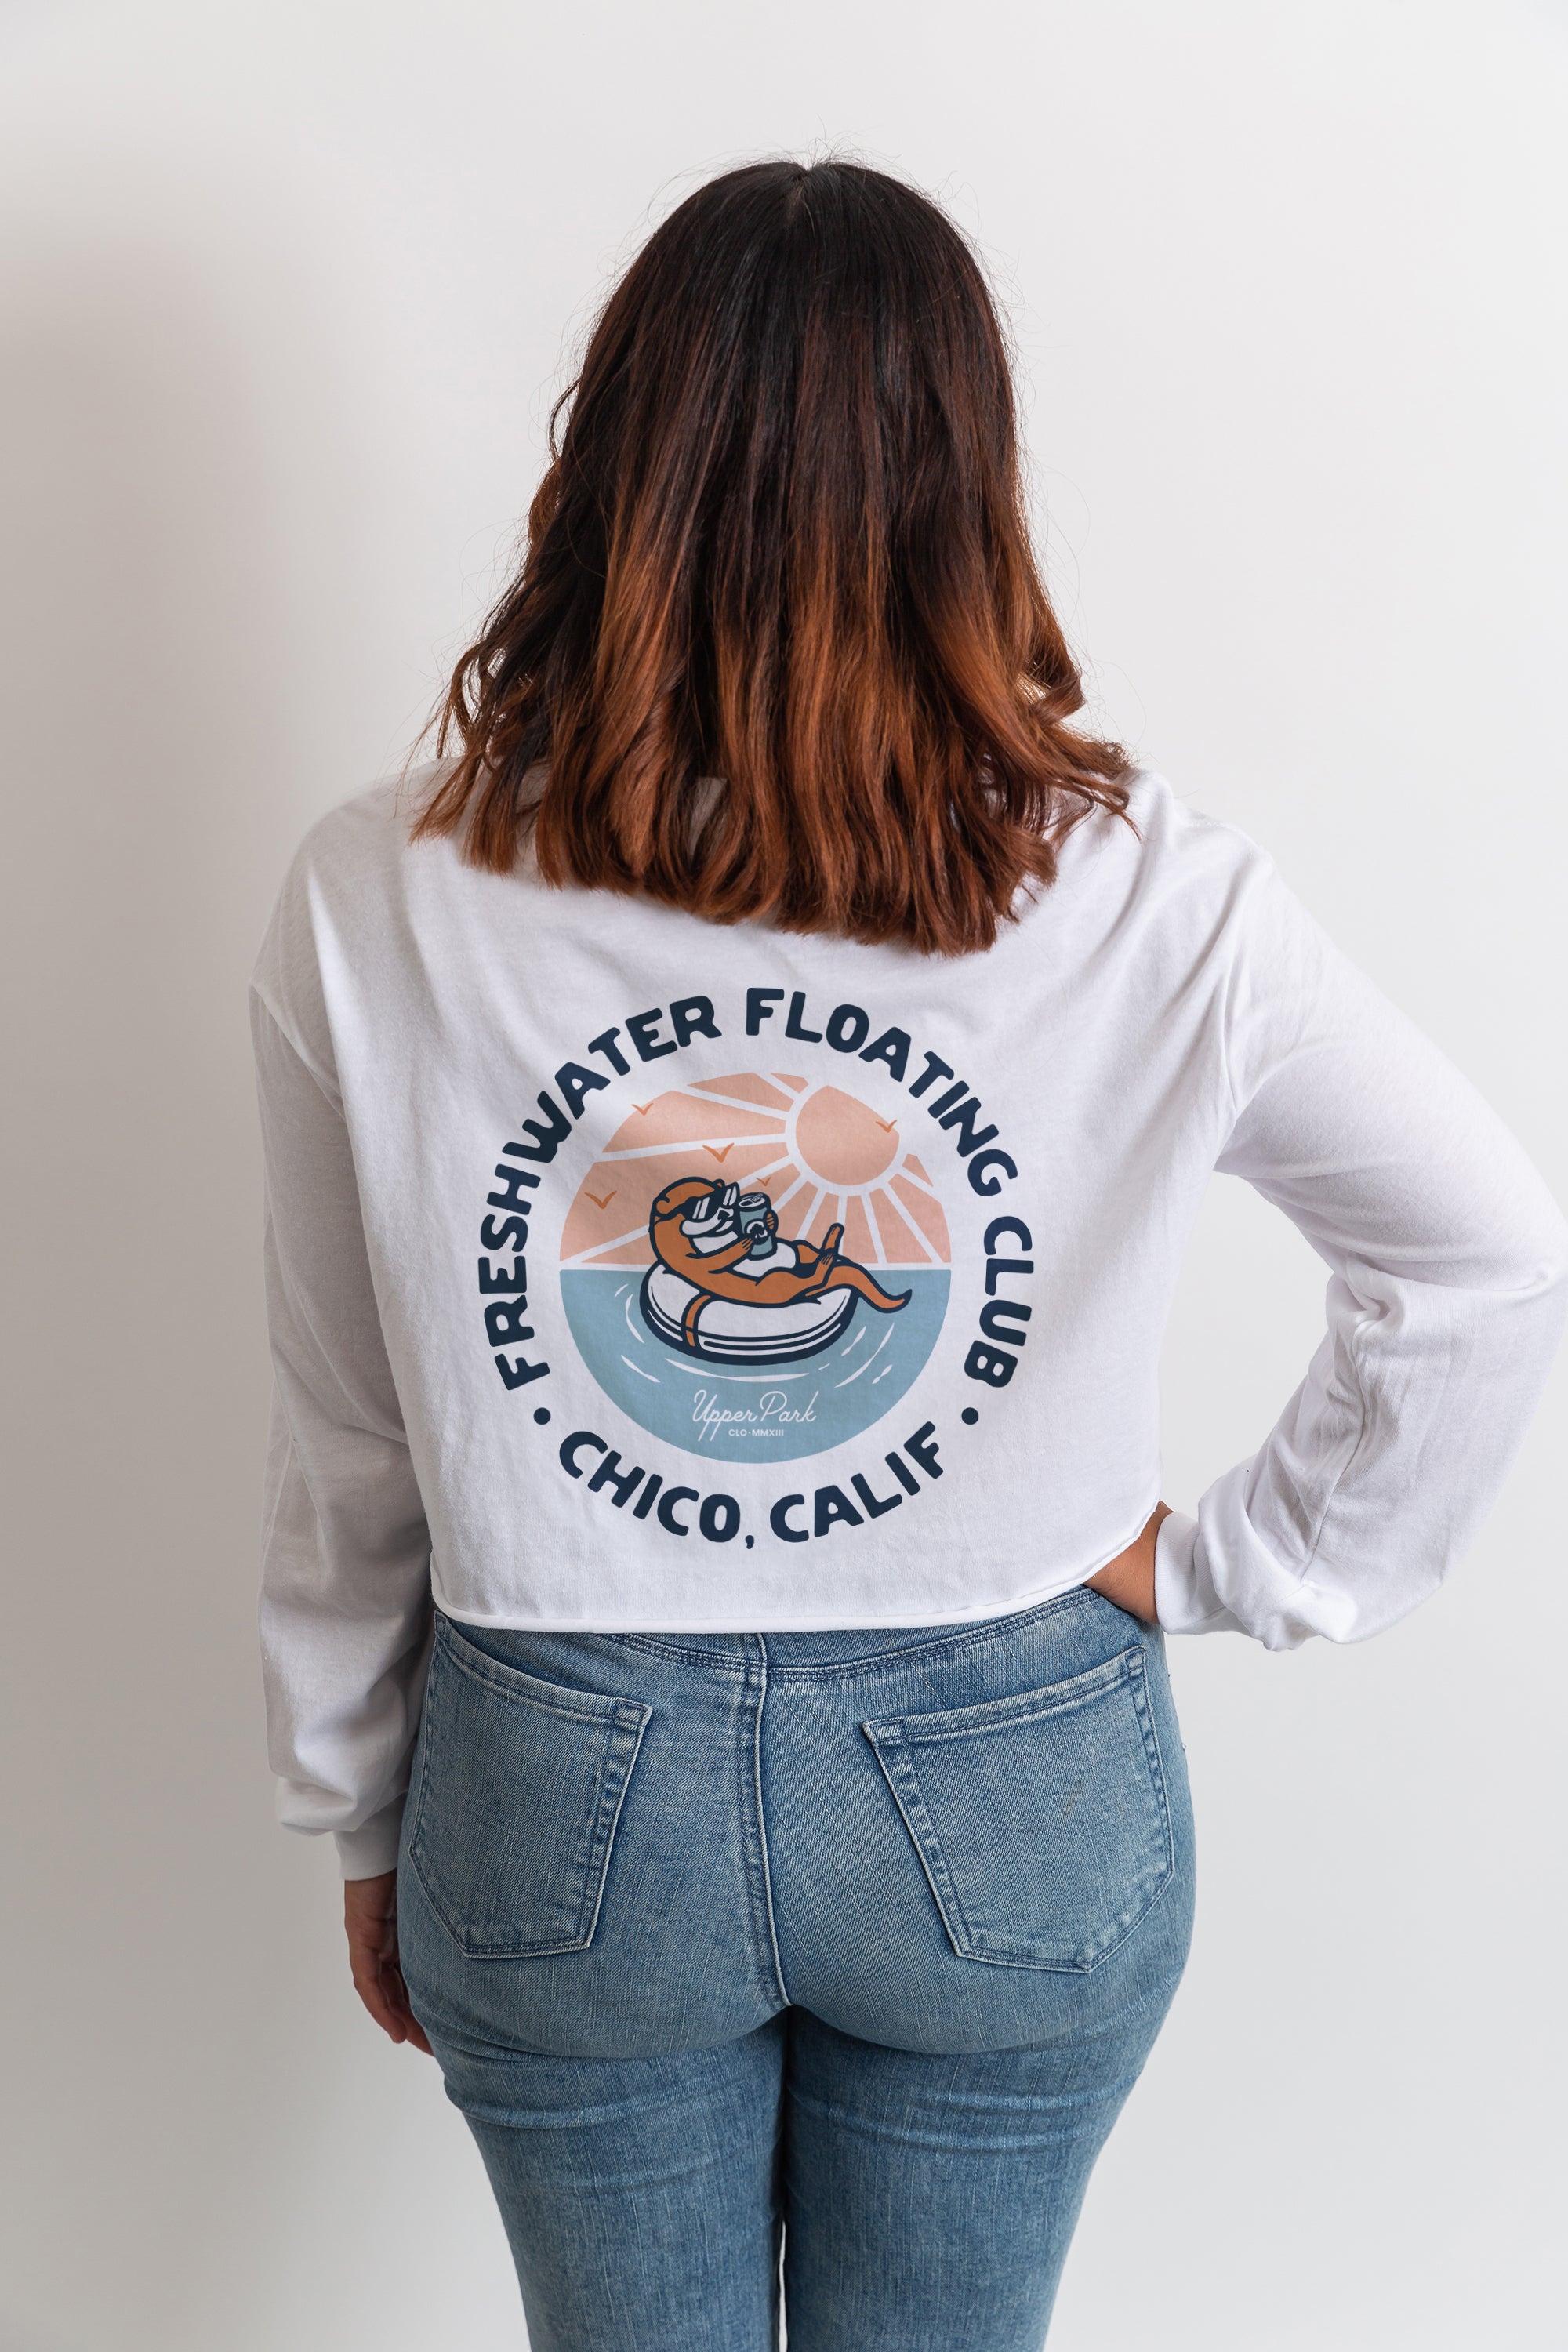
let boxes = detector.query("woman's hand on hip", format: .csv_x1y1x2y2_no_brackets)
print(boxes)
1085,1501,1171,1624
343,1871,434,2053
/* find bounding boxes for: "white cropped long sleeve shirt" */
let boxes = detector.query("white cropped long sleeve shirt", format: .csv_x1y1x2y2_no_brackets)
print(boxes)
251,769,1567,1875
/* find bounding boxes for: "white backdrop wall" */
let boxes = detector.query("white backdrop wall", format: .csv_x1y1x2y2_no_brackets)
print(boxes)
2,3,1563,2347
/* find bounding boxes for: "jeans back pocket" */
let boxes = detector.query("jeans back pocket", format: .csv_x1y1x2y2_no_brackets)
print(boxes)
862,1644,1174,1973
406,1617,652,1960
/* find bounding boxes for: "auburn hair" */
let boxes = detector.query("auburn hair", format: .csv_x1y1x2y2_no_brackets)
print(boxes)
413,158,1131,955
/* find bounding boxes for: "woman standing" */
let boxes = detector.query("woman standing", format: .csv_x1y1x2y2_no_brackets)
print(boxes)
252,161,1566,2349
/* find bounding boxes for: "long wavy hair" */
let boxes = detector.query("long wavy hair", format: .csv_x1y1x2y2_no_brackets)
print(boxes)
413,158,1131,954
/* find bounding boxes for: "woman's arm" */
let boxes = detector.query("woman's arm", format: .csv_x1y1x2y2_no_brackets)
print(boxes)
1156,862,1567,1649
252,991,434,1878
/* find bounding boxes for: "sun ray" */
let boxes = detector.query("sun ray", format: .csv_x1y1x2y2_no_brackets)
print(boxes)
871,1188,934,1265
779,1182,820,1236
840,1195,880,1267
690,1076,799,1114
804,1193,842,1247
889,1173,950,1261
567,1221,655,1264
740,1151,800,1188
597,1134,786,1164
768,1174,811,1223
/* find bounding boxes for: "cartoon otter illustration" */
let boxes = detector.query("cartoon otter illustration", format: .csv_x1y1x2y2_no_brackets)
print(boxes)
640,1177,910,1365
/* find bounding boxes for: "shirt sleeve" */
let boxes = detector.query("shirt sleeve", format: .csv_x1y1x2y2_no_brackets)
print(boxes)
1155,860,1568,1650
252,989,434,1877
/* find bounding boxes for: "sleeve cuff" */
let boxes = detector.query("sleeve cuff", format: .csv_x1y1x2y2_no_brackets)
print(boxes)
1154,1509,1244,1636
334,1799,407,1880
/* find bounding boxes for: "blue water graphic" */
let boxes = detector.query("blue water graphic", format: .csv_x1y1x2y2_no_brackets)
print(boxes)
560,1267,950,1464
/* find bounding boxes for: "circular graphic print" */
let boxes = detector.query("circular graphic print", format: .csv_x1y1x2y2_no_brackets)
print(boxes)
558,1071,950,1461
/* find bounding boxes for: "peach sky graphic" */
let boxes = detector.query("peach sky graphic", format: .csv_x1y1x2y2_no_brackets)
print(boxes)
560,1074,952,1271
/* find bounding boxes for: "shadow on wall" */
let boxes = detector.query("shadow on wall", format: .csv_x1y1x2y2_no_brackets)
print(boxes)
0,205,512,2350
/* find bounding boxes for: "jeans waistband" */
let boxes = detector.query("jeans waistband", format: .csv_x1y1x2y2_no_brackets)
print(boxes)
594,1582,1103,1677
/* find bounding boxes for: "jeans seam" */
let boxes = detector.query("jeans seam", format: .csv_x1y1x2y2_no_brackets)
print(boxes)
761,1588,1099,1679
603,1633,751,1669
750,1635,789,2008
435,1615,653,1727
602,1586,1098,1681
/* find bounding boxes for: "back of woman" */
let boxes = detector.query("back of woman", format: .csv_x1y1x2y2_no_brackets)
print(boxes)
252,162,1566,2351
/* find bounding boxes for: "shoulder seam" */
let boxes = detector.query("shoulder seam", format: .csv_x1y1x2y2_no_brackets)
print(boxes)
249,980,343,1109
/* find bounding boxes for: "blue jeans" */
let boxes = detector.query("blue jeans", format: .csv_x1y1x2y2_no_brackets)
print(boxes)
397,1586,1195,2350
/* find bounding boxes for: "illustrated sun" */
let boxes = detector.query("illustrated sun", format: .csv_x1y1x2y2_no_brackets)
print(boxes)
560,1074,951,1271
